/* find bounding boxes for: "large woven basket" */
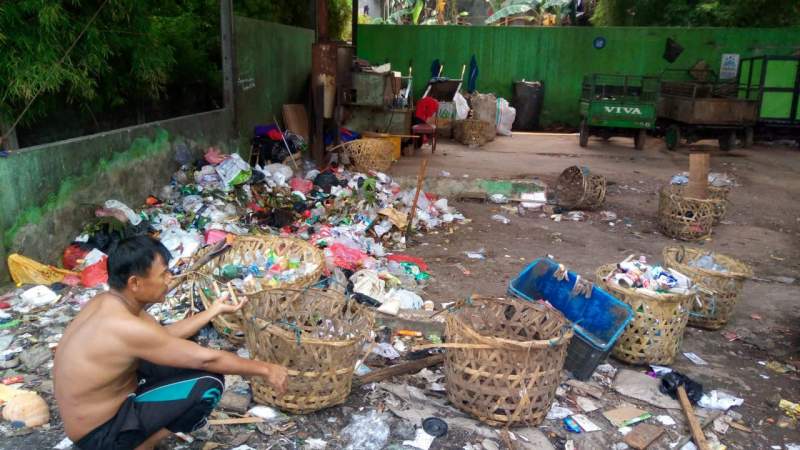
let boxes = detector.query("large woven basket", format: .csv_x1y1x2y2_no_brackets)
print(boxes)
596,264,691,365
658,185,716,241
344,138,394,173
554,166,607,210
673,185,730,224
243,288,373,414
453,118,495,146
194,235,324,342
663,246,752,330
442,296,573,427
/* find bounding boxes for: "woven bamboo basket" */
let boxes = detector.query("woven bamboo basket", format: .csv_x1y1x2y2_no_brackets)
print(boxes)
596,264,692,365
663,246,752,330
453,119,495,146
657,185,716,241
194,235,324,342
554,166,607,210
441,296,573,427
242,288,373,414
344,138,394,173
673,185,730,224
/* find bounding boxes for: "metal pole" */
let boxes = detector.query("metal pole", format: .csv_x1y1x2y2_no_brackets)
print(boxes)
352,0,359,48
220,0,236,135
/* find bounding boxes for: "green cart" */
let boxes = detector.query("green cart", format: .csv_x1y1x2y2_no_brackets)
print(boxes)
579,74,660,150
738,55,800,145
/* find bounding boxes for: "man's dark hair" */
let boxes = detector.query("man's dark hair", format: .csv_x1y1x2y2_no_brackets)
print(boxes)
107,235,172,290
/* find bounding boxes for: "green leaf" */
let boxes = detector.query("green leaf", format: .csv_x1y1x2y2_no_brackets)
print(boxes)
485,4,536,24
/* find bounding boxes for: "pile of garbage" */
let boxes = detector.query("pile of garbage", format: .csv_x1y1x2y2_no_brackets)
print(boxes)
603,255,693,295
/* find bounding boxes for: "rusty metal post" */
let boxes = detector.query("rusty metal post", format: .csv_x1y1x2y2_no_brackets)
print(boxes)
310,0,336,168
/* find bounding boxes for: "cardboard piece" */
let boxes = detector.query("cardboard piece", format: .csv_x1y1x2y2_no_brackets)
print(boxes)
623,423,665,449
282,104,309,141
603,406,653,428
613,369,681,410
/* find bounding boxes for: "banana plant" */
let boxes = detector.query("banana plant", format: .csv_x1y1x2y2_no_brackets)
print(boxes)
485,0,573,25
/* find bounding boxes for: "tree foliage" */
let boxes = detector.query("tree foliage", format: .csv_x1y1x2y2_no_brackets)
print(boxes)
592,0,800,27
0,1,351,145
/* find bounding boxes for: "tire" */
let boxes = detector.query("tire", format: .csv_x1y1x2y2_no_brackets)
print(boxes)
719,131,736,151
579,120,589,148
743,127,754,148
665,125,681,151
634,129,646,150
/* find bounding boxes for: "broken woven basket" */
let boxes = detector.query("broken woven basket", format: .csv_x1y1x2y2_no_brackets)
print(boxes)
243,288,374,414
441,296,573,427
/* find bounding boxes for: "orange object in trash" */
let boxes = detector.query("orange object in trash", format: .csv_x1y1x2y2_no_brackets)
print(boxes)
396,329,422,337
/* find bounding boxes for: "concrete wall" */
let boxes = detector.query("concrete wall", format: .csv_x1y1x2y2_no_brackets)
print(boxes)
0,109,234,282
358,25,800,126
233,17,314,147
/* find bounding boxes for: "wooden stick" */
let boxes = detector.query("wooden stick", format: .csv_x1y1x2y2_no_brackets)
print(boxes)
677,385,710,450
674,411,722,449
687,151,710,199
353,354,444,386
207,417,265,426
405,157,429,238
273,115,301,171
166,241,231,291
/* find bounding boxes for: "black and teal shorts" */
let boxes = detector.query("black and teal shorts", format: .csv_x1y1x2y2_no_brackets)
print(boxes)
74,361,224,450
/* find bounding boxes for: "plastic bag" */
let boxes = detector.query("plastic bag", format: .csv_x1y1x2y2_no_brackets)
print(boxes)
453,92,470,120
327,243,369,271
215,153,252,188
63,244,90,271
80,257,108,288
341,410,390,450
289,177,313,194
496,98,516,136
8,254,77,287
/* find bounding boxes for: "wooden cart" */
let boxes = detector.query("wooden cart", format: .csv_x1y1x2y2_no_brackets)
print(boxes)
657,70,758,151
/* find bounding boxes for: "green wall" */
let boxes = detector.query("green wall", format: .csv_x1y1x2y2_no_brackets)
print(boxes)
358,25,800,126
234,17,314,144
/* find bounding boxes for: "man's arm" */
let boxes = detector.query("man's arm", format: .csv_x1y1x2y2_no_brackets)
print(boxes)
164,293,246,339
118,315,287,393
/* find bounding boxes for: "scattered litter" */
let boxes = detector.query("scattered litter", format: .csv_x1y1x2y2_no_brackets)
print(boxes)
655,415,676,426
779,399,800,419
402,428,437,450
53,437,73,449
465,249,486,259
683,352,708,365
341,410,390,450
491,214,511,224
576,396,599,413
600,211,618,222
247,405,282,421
306,438,328,449
571,414,601,432
699,391,744,411
489,194,509,204
603,406,653,427
547,404,575,420
563,416,582,433
623,423,665,450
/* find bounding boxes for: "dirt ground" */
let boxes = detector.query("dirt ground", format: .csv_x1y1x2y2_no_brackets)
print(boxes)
2,134,799,449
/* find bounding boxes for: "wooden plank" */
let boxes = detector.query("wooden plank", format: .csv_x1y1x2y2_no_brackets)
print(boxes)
353,354,444,386
282,104,309,142
207,417,264,426
678,385,710,450
565,379,604,399
624,424,665,449
687,152,710,199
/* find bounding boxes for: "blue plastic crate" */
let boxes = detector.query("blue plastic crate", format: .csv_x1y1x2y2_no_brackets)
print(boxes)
508,258,633,378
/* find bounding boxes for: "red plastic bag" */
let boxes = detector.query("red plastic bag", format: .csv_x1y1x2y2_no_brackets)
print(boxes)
63,244,90,271
81,257,109,288
386,254,429,271
289,177,313,194
327,243,368,271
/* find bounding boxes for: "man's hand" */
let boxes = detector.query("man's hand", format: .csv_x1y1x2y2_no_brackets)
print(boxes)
209,292,248,317
264,364,289,395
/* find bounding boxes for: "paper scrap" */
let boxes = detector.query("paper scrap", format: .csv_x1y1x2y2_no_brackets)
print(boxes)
655,415,676,426
683,352,708,365
576,396,599,412
604,406,653,427
572,414,601,432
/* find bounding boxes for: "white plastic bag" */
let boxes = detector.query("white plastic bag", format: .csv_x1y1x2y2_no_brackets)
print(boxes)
454,92,470,120
496,98,516,136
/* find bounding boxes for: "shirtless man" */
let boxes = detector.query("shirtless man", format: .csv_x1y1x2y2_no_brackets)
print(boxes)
54,235,288,450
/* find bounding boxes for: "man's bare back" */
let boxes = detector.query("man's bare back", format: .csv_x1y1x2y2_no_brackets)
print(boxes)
54,294,148,439
53,236,288,449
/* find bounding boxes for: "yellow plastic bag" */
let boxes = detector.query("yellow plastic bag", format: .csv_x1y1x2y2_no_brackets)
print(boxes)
7,254,76,287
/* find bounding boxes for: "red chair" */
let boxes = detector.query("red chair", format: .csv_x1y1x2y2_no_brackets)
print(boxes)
412,96,439,154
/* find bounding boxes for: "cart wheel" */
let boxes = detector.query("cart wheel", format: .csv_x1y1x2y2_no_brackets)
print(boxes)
719,131,736,151
743,127,754,148
579,120,589,148
665,125,681,151
634,129,646,150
